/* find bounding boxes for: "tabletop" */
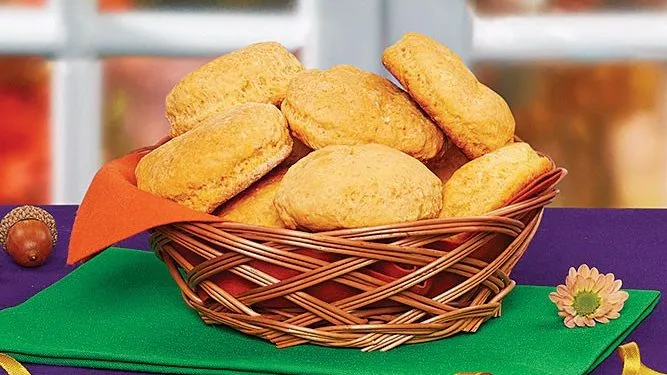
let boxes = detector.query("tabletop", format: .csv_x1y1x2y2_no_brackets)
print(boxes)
1,205,665,375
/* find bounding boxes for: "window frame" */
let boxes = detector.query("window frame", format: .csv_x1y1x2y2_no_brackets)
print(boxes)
0,0,666,203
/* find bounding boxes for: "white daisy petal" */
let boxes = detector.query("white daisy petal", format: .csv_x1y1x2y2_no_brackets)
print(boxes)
579,264,591,278
569,267,577,279
592,277,607,293
593,277,606,295
574,275,586,293
557,285,571,297
607,292,628,304
590,267,600,281
599,274,615,294
598,303,614,315
612,279,623,293
584,278,595,292
566,274,576,289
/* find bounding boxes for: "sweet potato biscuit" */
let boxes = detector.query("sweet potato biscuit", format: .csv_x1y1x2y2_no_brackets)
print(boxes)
383,32,515,159
280,65,445,162
166,42,303,137
136,103,292,213
216,167,287,228
274,144,443,231
440,142,552,218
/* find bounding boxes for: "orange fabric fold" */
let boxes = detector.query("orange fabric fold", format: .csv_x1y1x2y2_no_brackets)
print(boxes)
67,150,223,265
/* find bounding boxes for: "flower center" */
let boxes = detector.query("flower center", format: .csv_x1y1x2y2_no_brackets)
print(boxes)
573,291,601,316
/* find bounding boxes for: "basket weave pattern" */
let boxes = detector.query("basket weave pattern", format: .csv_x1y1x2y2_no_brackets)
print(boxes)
150,167,565,351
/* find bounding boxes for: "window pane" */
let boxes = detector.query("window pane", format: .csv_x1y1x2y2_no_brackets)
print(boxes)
103,50,301,161
0,57,51,204
99,0,297,12
103,57,210,161
475,61,667,208
471,0,667,15
0,0,45,7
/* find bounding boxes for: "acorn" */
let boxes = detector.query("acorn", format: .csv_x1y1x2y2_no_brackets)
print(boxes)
0,206,57,267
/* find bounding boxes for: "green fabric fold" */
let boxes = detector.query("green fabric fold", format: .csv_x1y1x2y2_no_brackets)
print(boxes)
0,248,659,375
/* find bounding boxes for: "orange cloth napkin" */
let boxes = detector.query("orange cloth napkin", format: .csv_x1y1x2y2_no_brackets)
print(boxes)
67,149,223,265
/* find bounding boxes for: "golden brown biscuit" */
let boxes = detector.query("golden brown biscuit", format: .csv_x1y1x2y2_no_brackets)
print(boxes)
429,140,469,183
281,65,445,162
274,144,443,231
216,167,287,228
440,142,552,218
136,103,292,213
383,32,515,159
166,42,303,137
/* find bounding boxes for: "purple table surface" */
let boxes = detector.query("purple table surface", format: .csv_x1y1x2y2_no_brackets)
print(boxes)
0,205,664,375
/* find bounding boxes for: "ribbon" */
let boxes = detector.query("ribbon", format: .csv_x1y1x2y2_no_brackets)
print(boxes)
618,342,666,375
0,353,31,375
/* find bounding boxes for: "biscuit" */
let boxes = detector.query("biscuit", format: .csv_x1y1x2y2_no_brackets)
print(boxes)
136,103,292,213
383,32,515,159
216,167,287,228
166,42,303,137
274,144,443,231
280,65,445,162
439,142,552,218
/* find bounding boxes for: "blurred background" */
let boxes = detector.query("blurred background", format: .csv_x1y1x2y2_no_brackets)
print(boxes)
1,0,666,207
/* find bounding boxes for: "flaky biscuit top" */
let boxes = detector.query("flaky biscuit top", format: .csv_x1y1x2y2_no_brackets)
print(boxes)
383,32,515,159
136,103,292,213
274,143,443,231
281,65,445,162
216,167,287,228
166,42,303,137
440,142,552,218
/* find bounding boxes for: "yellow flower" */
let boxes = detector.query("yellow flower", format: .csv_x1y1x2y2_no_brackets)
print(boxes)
549,264,629,328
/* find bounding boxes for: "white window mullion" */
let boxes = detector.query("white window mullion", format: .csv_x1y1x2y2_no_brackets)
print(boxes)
473,12,667,61
51,60,102,204
296,0,318,69
50,0,101,204
384,0,472,66
0,7,62,54
97,10,308,57
311,0,384,74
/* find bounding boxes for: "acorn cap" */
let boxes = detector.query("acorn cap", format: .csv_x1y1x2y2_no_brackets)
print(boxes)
0,206,58,248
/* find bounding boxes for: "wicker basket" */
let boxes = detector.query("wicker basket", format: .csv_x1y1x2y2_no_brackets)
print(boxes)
149,162,566,351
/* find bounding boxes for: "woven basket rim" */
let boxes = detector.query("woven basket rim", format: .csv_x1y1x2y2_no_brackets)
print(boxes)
163,166,566,239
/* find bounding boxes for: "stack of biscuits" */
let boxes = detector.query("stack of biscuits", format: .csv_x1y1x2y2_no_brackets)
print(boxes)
135,33,553,232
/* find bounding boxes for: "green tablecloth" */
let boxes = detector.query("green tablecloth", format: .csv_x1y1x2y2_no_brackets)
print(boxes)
0,248,659,375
